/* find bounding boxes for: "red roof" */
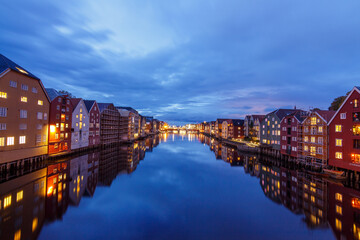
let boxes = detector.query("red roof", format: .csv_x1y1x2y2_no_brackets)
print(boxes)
314,110,336,122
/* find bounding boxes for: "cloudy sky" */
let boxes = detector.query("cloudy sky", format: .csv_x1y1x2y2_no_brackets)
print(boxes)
1,0,359,125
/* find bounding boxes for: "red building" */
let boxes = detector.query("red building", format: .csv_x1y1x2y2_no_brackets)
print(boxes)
233,119,245,139
280,111,307,158
84,100,101,146
45,88,72,155
328,86,360,172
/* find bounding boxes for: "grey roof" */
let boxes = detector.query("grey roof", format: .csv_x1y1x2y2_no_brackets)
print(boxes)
45,88,61,101
232,119,244,126
84,100,96,112
116,106,138,114
97,103,112,113
0,54,40,80
267,109,299,121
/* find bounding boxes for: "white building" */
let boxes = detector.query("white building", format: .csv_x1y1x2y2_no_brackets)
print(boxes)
71,98,89,150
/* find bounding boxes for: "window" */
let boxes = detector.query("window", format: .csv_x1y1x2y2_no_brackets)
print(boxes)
43,135,46,142
32,87,38,93
311,137,315,143
14,230,21,240
19,136,26,144
335,193,343,202
355,99,359,108
16,190,23,202
19,123,27,130
0,107,7,117
304,145,309,151
336,139,343,147
0,92,7,98
4,195,11,208
58,98,61,103
36,135,41,143
310,146,316,155
44,113,47,120
0,123,6,130
335,125,342,132
37,112,43,120
21,84,28,91
336,205,342,215
20,96,27,102
37,124,42,130
32,218,38,232
318,147,323,154
311,117,316,125
335,218,342,231
20,110,27,118
7,137,14,146
0,137,4,147
318,137,323,144
304,136,308,142
340,113,346,119
38,100,43,105
318,126,323,133
335,152,343,159
9,80,17,88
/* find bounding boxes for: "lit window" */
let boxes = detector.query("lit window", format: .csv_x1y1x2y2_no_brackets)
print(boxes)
304,145,309,151
336,139,343,147
7,137,14,146
20,96,27,102
0,92,7,98
19,136,26,144
304,136,308,142
16,190,23,202
318,126,323,133
14,230,21,240
335,218,342,231
335,152,343,159
9,80,17,88
311,117,316,125
311,137,315,143
20,109,27,118
32,218,38,232
336,205,342,215
354,99,359,108
335,193,343,202
4,195,11,208
38,100,43,105
311,195,315,203
0,137,4,146
335,125,342,132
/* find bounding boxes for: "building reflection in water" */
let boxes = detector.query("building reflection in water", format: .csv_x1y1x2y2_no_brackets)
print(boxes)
202,134,360,240
0,136,159,240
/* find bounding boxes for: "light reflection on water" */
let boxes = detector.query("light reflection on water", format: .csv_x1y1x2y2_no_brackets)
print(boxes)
0,134,357,239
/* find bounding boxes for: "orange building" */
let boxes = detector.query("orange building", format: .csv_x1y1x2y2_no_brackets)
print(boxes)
0,54,50,167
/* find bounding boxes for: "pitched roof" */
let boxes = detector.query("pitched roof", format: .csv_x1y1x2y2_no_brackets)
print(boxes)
116,106,138,114
70,98,82,111
83,100,96,112
0,54,39,80
216,118,229,123
45,88,61,101
314,110,336,123
97,103,112,113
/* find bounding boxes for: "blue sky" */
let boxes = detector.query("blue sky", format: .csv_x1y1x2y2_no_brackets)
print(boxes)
1,0,360,125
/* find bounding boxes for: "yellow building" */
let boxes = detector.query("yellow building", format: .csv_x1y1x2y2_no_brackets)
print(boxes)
0,54,50,166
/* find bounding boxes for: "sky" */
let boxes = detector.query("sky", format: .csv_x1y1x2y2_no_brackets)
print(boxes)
1,0,360,125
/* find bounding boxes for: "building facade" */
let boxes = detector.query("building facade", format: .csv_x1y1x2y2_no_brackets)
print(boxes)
328,87,360,172
83,100,101,146
244,115,265,141
0,54,50,165
46,88,72,155
299,110,335,167
70,99,89,150
98,103,120,145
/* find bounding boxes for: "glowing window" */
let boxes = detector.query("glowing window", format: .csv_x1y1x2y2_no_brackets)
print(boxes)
311,117,316,125
4,195,11,208
16,190,23,202
336,218,342,231
336,205,342,215
7,137,14,146
38,100,43,105
0,92,7,98
335,193,343,202
355,99,359,108
335,125,342,132
20,96,27,102
19,136,26,144
336,139,343,147
0,137,4,147
32,218,38,232
311,137,315,143
318,126,323,133
335,152,343,159
14,229,21,240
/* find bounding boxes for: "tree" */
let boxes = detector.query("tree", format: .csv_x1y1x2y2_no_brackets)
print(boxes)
329,91,350,111
58,90,75,98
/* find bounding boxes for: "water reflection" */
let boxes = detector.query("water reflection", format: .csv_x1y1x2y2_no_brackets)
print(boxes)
201,134,360,240
2,134,360,239
0,136,159,240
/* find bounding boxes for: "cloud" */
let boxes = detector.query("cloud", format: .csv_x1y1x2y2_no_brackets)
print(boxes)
1,0,360,124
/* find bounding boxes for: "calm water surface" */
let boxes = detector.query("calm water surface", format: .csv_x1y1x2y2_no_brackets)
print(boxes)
1,134,357,239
